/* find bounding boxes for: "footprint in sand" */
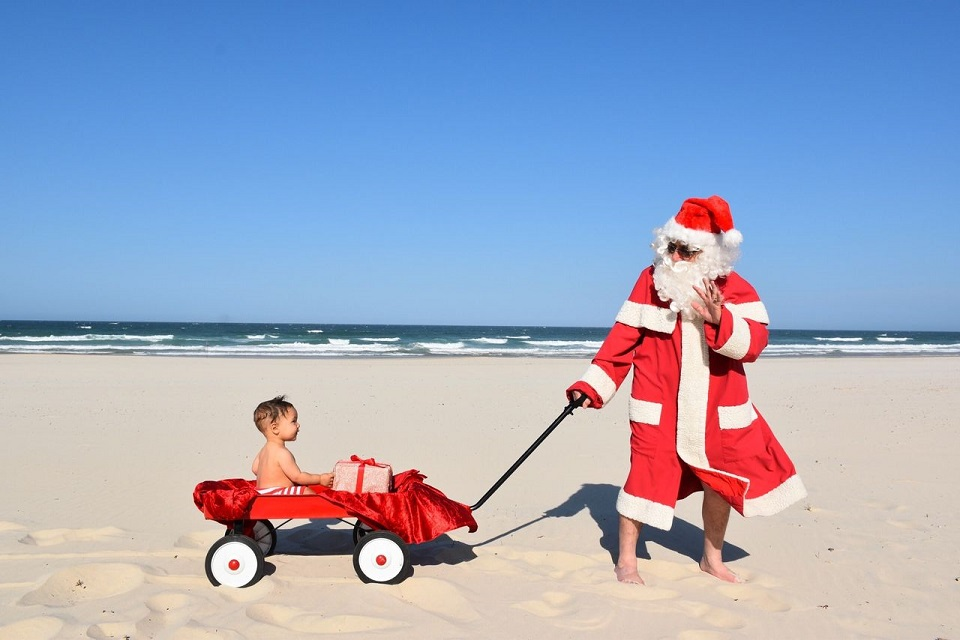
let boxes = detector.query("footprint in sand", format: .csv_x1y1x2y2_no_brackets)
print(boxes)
0,616,64,640
87,621,138,640
217,578,275,602
19,526,126,547
88,592,212,640
592,580,681,602
389,577,481,622
174,530,223,550
470,551,529,578
675,600,746,630
478,546,598,580
20,563,144,607
246,603,407,634
512,590,615,631
134,592,197,637
642,559,704,582
513,590,574,617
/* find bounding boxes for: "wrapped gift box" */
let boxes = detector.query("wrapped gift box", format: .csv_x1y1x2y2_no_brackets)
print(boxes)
333,456,393,493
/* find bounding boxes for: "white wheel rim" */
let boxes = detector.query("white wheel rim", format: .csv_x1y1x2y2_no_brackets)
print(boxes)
251,521,273,555
210,540,260,588
357,537,404,582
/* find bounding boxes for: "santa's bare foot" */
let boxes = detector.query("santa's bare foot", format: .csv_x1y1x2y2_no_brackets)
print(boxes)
615,565,645,585
699,558,742,583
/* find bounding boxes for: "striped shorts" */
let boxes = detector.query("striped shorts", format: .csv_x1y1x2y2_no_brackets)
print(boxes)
257,485,306,496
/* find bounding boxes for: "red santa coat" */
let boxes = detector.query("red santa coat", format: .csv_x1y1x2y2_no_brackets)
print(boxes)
568,266,806,530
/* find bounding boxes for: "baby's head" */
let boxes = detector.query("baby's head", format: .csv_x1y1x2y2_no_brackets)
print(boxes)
254,395,296,436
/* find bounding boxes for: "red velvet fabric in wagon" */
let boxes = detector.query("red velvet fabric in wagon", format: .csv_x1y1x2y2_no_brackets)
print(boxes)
194,470,477,545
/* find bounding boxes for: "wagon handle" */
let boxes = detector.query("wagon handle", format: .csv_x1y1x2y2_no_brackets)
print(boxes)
469,394,587,512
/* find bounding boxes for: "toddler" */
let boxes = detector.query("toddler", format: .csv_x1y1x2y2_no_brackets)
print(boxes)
252,395,334,495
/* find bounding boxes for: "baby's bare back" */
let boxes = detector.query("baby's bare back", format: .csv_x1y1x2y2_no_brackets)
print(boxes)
253,442,297,489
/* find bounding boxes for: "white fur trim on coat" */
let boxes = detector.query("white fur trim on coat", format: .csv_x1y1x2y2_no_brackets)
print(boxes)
713,313,751,360
675,318,711,469
615,300,677,334
616,489,674,530
629,398,662,425
743,474,808,517
718,399,758,430
581,364,617,406
723,301,769,324
675,319,752,495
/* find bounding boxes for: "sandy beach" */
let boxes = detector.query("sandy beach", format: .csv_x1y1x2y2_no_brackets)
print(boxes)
1,354,957,639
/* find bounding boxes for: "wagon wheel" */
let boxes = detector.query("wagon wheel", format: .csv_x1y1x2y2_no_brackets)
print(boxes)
223,520,277,556
205,534,266,588
352,531,410,584
352,520,375,545
248,520,277,556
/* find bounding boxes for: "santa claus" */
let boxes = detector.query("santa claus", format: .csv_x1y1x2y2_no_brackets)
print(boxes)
567,195,806,585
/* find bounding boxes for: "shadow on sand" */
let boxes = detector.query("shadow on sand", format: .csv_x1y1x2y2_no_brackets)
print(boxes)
474,483,749,565
261,482,748,575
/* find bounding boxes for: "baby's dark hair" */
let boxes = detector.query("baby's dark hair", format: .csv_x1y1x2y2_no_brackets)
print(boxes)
254,395,295,433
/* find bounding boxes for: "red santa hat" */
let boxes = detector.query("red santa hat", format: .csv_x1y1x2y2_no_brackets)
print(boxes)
661,195,743,249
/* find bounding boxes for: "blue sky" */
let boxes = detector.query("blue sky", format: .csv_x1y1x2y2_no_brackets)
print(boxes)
3,1,958,330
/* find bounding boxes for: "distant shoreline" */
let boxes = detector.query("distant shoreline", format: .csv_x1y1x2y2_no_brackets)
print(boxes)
2,320,959,358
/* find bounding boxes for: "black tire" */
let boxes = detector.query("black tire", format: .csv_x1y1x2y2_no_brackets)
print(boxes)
352,531,410,584
205,534,266,588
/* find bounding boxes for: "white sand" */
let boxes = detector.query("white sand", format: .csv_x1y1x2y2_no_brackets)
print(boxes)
1,354,958,639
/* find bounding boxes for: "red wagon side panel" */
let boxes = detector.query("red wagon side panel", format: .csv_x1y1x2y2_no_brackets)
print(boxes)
248,487,350,520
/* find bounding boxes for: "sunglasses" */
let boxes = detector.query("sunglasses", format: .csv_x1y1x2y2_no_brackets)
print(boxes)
666,241,701,259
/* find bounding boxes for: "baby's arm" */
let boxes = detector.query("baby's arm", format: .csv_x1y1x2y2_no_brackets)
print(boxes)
278,449,334,487
252,450,261,476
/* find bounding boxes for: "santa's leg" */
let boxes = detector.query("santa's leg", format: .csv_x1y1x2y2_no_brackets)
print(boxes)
699,485,742,583
615,514,645,584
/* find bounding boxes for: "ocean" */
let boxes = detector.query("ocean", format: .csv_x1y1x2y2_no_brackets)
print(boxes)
1,320,958,358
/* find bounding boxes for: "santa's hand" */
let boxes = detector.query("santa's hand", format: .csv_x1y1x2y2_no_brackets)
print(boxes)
692,278,723,325
569,390,592,408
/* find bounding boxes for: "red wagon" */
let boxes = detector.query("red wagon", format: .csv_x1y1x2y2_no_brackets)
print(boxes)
194,399,584,587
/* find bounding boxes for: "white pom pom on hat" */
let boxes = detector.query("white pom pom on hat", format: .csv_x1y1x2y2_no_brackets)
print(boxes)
661,195,743,249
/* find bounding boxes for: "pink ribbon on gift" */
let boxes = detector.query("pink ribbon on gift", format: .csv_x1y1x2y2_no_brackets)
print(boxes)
349,455,384,492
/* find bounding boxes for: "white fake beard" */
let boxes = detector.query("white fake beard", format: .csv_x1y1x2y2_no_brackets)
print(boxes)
652,256,711,318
